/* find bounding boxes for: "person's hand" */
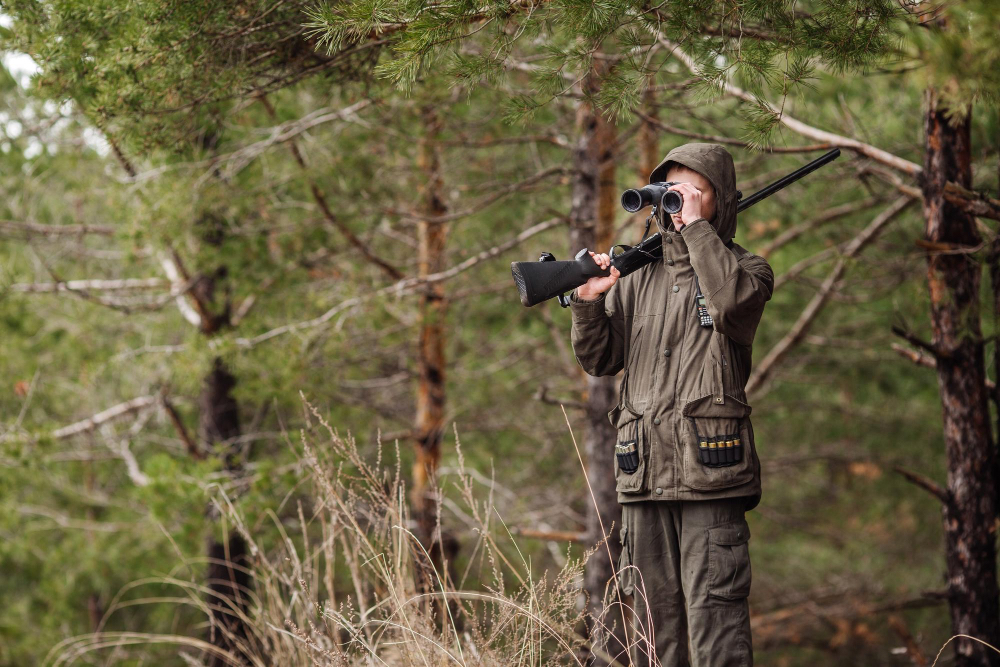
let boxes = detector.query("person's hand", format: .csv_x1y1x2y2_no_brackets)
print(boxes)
666,182,705,230
576,251,620,301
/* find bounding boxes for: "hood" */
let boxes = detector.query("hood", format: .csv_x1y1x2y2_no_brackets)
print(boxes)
648,142,738,245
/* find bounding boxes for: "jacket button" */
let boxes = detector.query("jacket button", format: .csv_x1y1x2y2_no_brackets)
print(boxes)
667,259,675,266
653,417,661,425
666,236,673,244
655,487,663,495
672,285,679,292
663,348,671,357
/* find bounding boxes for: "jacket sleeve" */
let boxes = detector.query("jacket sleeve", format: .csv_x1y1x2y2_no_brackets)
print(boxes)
681,218,774,347
569,281,626,377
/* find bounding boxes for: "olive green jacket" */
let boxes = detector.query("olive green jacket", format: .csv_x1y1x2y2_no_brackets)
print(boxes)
570,143,774,510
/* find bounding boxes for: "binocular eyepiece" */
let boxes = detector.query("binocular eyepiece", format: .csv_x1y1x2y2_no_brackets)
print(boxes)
621,181,684,215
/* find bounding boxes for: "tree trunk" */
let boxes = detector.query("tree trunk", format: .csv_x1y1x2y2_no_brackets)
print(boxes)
570,59,628,667
200,357,251,666
922,83,1000,667
411,103,461,607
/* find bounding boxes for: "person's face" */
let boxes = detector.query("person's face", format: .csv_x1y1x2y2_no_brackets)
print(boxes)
665,165,716,229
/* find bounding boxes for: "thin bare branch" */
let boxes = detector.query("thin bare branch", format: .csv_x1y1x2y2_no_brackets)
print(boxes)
748,195,916,397
758,196,885,258
259,96,404,281
0,221,115,237
51,395,158,440
893,465,952,507
9,278,169,293
236,216,566,347
891,325,945,359
634,109,835,154
650,33,923,176
392,166,572,224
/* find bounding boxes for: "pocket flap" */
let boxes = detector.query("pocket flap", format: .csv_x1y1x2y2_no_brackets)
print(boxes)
709,521,751,546
682,393,751,419
607,402,643,429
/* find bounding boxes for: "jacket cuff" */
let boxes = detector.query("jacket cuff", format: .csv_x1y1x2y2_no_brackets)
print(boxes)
680,217,714,242
569,288,607,318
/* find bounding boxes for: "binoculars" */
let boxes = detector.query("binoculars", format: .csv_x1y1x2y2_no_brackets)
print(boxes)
621,181,685,215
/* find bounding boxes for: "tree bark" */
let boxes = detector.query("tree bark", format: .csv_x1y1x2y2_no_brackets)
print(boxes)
201,357,252,667
190,235,251,664
570,59,628,667
922,83,1000,667
411,103,461,608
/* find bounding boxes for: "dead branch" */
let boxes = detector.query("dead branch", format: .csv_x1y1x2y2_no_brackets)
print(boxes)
158,250,204,327
650,33,922,176
0,220,115,237
391,165,572,225
893,465,952,507
419,215,568,283
634,109,834,154
441,134,570,149
258,96,404,281
773,245,840,291
213,99,374,180
891,342,936,369
944,181,1000,221
51,395,158,440
891,342,996,391
99,412,152,487
9,278,169,293
747,195,916,397
865,159,1000,222
236,214,567,347
891,325,945,359
162,397,203,460
759,196,885,258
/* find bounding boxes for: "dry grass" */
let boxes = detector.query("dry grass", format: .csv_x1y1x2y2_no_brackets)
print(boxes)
45,395,611,666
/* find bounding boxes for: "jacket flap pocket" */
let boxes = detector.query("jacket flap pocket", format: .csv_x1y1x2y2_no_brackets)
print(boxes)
608,402,643,429
682,393,751,419
709,521,750,546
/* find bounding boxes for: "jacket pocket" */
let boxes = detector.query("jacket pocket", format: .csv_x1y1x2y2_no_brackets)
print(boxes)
707,519,752,600
616,522,634,597
678,393,754,491
607,402,647,494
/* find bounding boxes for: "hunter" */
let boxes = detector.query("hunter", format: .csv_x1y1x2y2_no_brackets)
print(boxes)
570,142,774,667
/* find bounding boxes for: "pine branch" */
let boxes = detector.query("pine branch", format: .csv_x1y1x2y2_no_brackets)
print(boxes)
649,32,923,176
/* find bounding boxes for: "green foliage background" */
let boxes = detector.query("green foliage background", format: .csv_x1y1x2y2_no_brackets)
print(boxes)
1,0,999,664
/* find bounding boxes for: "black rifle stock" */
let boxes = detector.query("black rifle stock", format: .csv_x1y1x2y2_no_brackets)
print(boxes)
510,148,841,307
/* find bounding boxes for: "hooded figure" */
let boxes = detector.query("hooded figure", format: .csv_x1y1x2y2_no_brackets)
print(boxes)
649,142,740,245
568,142,774,667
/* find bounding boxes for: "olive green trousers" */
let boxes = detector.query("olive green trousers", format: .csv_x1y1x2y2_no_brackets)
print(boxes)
610,497,753,667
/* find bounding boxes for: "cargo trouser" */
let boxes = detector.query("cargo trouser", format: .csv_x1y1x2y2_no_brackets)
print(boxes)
613,497,753,667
